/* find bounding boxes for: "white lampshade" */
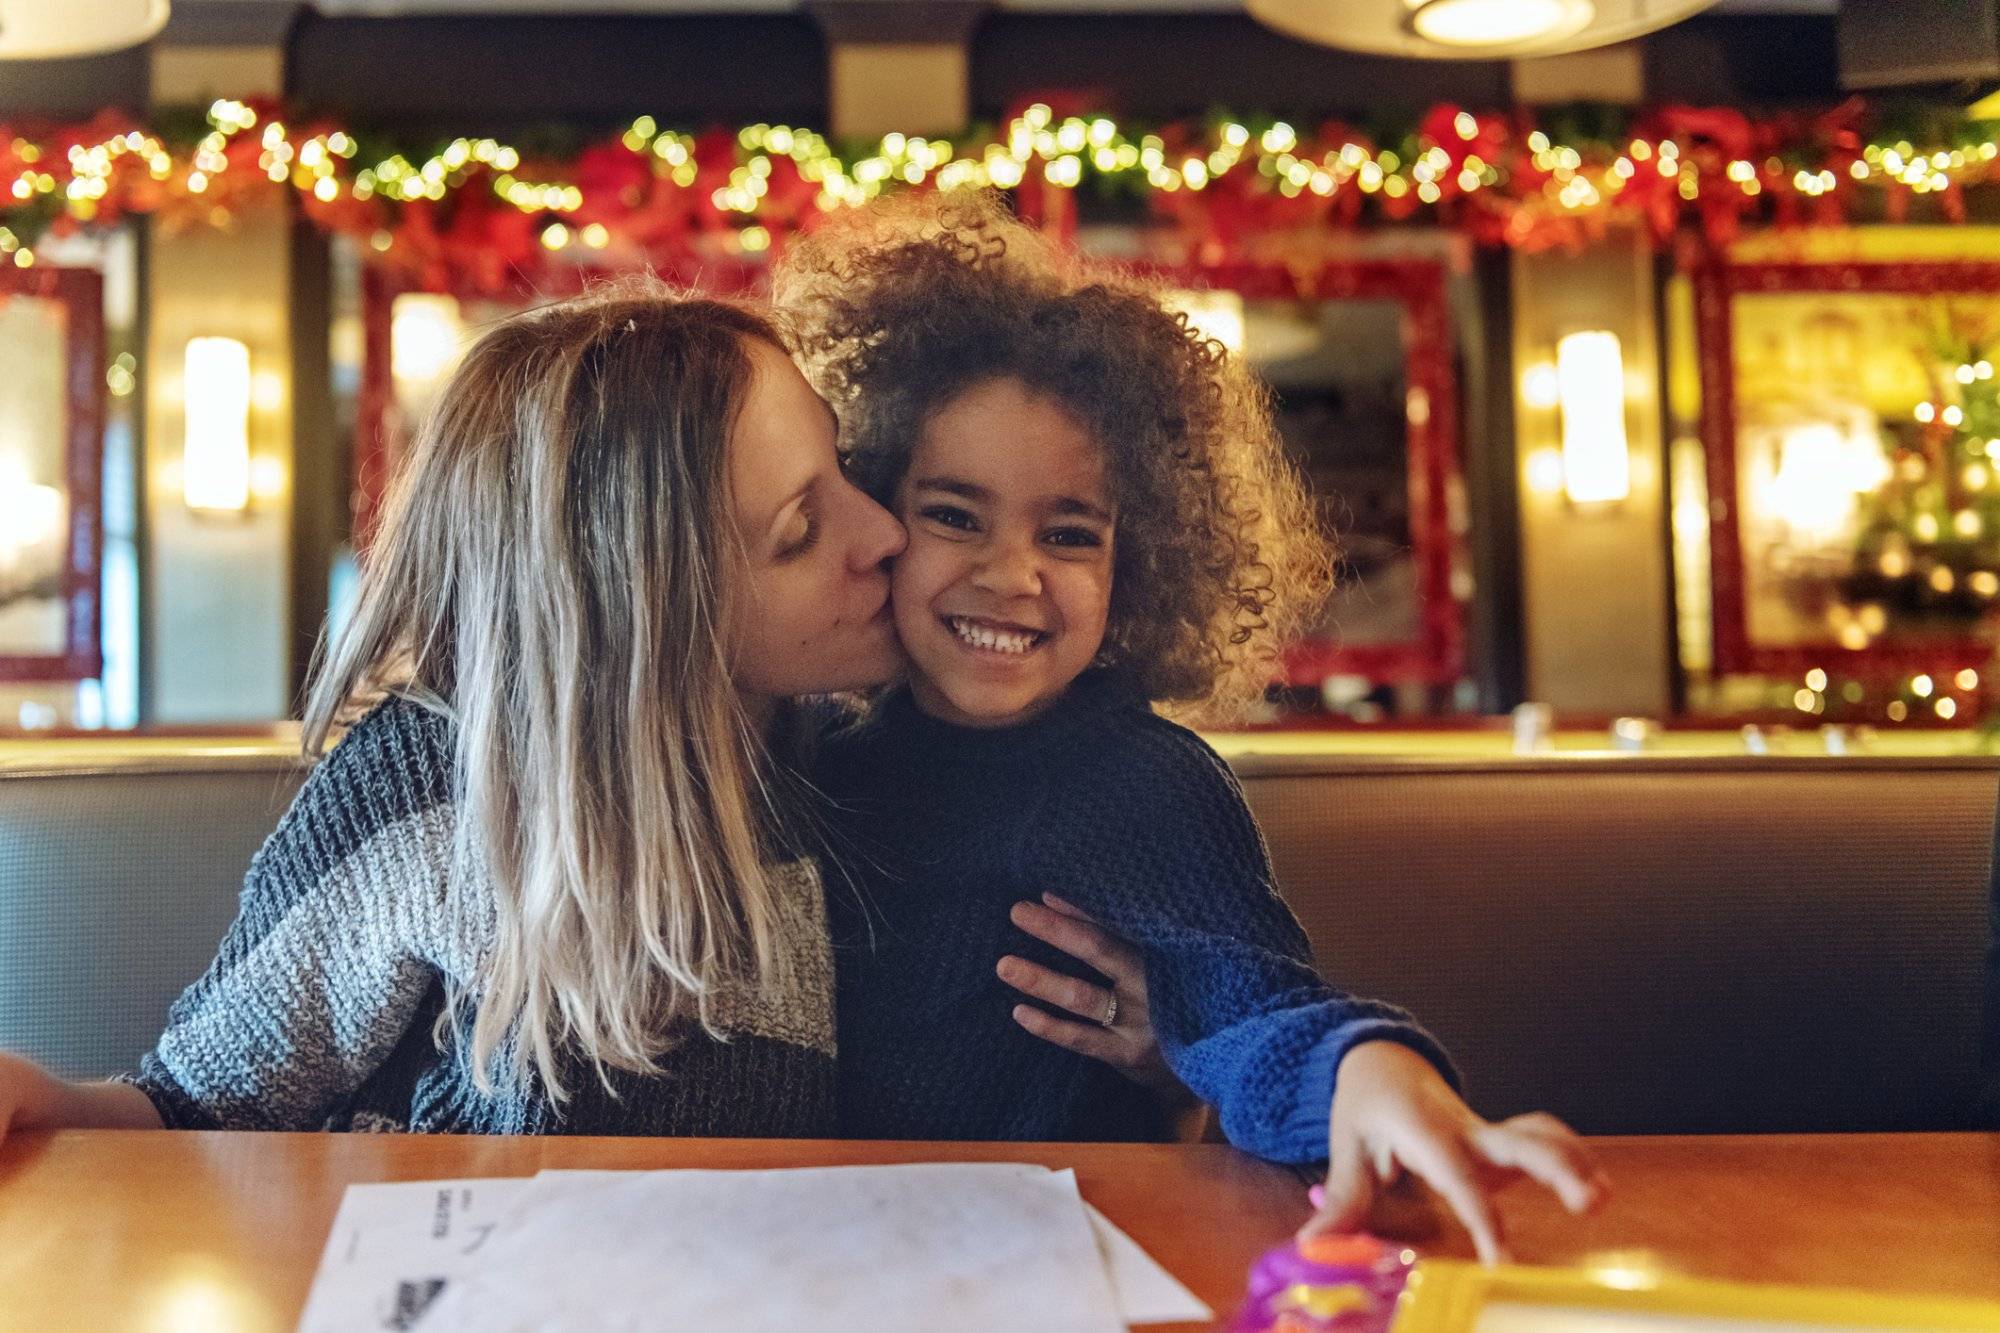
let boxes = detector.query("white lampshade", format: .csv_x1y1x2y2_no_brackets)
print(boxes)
0,0,169,59
1248,0,1721,59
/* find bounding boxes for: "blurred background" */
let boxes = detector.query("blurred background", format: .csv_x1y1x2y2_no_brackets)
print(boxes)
4,0,2000,753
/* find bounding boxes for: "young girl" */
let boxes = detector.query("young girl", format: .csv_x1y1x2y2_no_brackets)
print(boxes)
779,195,1604,1261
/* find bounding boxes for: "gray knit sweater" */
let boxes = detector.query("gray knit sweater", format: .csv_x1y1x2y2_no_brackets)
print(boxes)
122,697,838,1136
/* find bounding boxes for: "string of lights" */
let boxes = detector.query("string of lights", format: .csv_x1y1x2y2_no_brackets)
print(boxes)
3,97,1998,287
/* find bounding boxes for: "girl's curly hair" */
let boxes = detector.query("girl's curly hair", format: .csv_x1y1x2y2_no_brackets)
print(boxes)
775,192,1334,723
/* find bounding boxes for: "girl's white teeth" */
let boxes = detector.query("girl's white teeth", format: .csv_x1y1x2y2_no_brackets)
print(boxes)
948,617,1042,655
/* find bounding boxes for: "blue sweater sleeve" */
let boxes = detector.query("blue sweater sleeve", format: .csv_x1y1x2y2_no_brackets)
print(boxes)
1021,722,1457,1165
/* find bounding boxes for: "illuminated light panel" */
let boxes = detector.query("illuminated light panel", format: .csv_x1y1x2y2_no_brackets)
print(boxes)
1556,330,1631,504
182,337,253,514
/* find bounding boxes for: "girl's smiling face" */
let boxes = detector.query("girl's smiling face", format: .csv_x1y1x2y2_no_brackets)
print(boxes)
891,377,1116,729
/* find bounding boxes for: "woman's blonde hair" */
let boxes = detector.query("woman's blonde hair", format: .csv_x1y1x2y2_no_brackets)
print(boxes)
303,280,794,1102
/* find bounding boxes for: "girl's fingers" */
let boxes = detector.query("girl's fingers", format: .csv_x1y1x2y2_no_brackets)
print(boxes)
1008,901,1143,985
996,955,1117,1023
1399,1132,1509,1266
1297,1144,1375,1240
1473,1120,1609,1215
1009,1003,1126,1065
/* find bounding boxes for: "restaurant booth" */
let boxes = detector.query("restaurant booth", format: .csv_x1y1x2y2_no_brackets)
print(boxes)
3,1,2000,1329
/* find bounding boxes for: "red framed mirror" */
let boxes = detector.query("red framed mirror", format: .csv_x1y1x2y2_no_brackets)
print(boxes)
1147,258,1469,688
1695,259,2000,677
0,266,103,682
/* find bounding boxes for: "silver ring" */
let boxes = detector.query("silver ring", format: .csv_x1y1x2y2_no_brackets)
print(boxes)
1099,991,1120,1029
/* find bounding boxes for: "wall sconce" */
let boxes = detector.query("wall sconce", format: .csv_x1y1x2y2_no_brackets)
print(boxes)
183,336,252,514
1555,329,1631,506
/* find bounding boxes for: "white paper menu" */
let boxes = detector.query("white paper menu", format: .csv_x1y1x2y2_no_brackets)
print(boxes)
299,1163,1211,1332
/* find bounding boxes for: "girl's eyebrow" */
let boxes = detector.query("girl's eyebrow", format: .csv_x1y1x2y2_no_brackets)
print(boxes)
912,475,1112,524
910,475,988,502
1048,496,1114,524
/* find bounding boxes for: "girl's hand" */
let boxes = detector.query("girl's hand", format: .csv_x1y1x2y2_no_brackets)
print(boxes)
1302,1040,1608,1265
997,894,1185,1096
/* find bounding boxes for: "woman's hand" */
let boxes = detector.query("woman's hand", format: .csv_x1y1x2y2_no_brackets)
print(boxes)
0,1051,163,1143
0,1050,76,1143
1303,1040,1607,1265
996,894,1183,1096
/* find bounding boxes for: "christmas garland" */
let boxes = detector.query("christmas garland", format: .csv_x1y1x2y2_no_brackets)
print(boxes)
2,96,1997,293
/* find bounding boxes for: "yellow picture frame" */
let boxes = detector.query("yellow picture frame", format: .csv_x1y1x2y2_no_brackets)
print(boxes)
1393,1258,2000,1331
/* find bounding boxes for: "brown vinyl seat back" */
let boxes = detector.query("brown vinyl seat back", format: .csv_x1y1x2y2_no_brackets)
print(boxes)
1235,754,2000,1135
3,747,1995,1134
0,755,310,1079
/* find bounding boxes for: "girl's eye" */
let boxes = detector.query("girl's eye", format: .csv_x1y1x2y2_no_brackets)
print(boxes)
919,504,979,533
1044,526,1104,549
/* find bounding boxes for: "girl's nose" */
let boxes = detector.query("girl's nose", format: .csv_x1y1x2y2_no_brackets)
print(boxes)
972,538,1041,597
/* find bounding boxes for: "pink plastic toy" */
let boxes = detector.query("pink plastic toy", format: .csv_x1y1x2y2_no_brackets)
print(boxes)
1227,1231,1416,1333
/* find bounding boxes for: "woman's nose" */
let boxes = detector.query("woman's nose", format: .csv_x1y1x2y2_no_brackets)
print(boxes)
850,488,906,569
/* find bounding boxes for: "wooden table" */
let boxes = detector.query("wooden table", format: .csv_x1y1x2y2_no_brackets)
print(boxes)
2,1131,1996,1331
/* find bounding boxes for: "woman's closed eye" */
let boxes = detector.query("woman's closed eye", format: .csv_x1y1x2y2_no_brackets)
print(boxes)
776,501,819,560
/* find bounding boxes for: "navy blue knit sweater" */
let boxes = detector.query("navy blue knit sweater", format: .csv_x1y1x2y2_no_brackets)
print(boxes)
815,670,1456,1166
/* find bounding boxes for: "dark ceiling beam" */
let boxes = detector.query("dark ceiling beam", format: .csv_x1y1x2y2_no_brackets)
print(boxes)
805,1,988,44
160,0,303,45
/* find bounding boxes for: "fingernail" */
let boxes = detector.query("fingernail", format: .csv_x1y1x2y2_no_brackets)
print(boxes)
1308,1184,1326,1210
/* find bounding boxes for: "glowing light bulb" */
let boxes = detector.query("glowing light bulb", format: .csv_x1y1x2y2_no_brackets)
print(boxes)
1407,0,1595,47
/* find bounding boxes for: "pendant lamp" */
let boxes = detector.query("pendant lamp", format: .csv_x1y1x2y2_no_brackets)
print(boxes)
1248,0,1722,60
0,0,168,59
